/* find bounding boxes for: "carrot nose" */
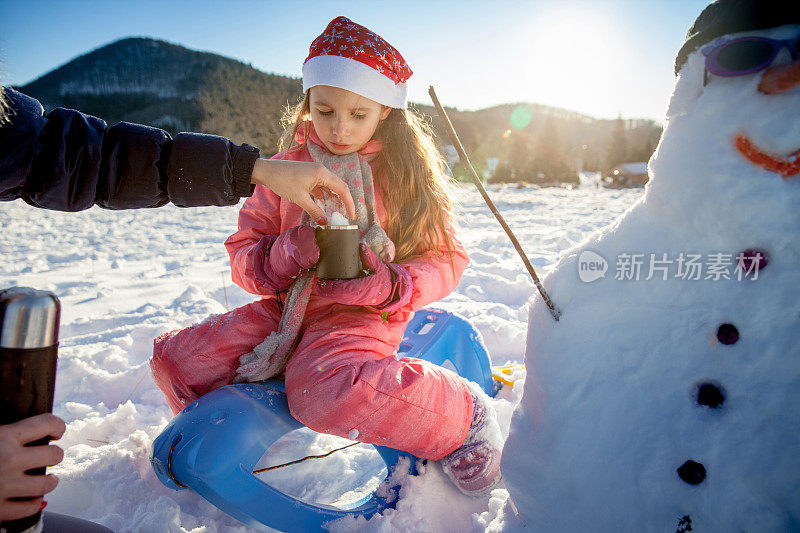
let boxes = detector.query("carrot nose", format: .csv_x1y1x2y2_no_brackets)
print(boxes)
759,58,800,94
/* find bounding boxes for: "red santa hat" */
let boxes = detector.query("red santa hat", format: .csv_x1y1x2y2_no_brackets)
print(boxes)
303,16,412,109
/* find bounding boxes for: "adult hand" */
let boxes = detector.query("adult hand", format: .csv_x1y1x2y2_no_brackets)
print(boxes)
251,159,356,225
315,244,412,311
0,414,66,521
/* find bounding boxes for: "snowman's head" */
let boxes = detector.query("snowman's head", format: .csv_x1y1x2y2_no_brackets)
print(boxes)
665,0,800,177
667,23,800,166
645,0,799,250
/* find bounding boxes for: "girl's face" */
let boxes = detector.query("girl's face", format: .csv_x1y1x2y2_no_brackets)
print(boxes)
309,85,391,155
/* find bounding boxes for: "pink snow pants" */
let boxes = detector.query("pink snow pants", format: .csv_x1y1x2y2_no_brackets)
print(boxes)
150,299,473,460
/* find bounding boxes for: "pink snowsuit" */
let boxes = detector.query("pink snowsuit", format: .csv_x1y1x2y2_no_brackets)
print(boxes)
150,129,473,460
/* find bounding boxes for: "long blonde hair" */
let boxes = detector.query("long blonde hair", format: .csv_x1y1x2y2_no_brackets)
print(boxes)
280,91,458,263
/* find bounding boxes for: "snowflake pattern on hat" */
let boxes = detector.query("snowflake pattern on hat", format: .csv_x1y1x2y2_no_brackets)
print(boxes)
306,16,412,85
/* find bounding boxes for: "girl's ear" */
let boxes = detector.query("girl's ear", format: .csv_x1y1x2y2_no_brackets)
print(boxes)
380,106,392,120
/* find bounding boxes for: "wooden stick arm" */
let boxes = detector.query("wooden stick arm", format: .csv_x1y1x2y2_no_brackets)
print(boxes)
428,86,562,322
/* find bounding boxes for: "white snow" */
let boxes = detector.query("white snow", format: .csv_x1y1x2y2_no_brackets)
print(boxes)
316,196,351,226
0,179,640,531
501,24,800,532
328,211,350,227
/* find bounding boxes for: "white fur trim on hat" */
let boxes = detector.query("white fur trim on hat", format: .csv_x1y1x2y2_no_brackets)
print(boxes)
302,55,408,109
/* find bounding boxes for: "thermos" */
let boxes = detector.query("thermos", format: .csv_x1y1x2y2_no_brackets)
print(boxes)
0,288,60,533
315,225,362,280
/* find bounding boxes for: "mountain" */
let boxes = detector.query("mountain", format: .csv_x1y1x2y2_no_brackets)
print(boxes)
17,37,301,153
15,37,661,176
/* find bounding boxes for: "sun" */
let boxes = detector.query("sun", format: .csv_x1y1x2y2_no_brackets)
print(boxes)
516,6,620,116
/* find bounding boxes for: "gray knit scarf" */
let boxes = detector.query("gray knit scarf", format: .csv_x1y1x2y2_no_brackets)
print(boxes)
234,140,394,382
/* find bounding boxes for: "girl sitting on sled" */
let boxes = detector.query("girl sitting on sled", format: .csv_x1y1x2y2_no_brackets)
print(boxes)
151,16,502,496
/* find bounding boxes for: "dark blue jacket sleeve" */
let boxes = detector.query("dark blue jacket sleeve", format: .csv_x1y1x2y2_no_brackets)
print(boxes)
0,88,258,211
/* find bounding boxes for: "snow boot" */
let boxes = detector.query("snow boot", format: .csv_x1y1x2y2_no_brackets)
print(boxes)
441,382,503,496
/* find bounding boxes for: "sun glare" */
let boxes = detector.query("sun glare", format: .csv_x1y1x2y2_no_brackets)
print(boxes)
517,7,620,117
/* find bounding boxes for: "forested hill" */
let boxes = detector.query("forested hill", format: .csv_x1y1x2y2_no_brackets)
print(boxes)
17,37,301,152
16,37,660,176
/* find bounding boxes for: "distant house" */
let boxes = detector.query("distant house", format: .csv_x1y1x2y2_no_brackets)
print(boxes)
485,158,499,179
605,162,649,188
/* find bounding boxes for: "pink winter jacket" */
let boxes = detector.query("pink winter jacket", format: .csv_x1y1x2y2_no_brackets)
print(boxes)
224,127,469,325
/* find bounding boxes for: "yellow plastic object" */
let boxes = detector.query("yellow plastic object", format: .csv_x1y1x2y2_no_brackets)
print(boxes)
492,364,526,388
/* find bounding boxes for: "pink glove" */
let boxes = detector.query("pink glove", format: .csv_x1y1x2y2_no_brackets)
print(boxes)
253,226,319,291
315,244,412,311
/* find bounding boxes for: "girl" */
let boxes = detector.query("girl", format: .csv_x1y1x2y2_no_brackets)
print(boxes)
151,16,502,496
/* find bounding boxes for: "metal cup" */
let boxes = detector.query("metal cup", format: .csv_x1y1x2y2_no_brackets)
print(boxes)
0,287,60,533
315,225,361,280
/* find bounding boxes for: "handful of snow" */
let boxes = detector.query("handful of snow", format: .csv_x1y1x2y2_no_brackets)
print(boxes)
328,211,349,226
316,197,350,226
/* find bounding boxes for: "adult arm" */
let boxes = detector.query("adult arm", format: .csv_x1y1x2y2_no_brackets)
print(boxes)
0,88,355,217
0,88,259,210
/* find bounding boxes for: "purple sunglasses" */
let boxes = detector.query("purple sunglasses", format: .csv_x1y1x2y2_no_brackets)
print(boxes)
701,33,800,78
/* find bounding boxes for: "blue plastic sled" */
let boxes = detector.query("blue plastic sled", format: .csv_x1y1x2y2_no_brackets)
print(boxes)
150,308,494,532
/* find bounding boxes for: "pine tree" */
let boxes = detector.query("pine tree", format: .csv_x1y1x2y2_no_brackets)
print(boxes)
605,115,629,173
530,117,579,185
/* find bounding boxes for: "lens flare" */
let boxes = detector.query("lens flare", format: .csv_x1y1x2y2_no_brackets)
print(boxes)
510,105,533,129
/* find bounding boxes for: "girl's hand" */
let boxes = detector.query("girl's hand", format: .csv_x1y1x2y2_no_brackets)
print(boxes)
316,244,412,310
255,226,320,291
0,414,66,521
251,159,356,225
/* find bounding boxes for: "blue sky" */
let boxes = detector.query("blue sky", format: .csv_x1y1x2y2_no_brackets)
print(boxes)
0,0,711,122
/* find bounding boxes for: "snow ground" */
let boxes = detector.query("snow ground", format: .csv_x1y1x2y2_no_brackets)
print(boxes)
0,181,642,532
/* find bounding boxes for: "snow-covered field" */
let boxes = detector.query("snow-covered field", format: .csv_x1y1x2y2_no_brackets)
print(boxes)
0,181,643,532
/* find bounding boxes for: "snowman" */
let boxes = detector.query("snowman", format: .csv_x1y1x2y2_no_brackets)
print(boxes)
499,1,800,531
